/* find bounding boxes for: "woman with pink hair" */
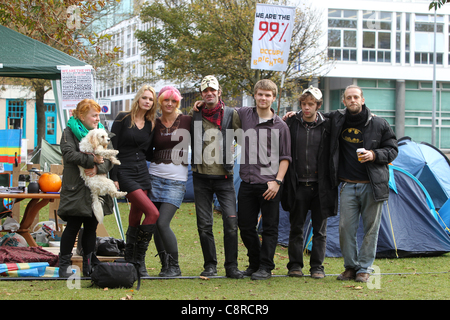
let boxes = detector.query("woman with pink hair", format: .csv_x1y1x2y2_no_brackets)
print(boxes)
149,86,191,277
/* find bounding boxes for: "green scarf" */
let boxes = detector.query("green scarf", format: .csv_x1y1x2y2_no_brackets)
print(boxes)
67,116,105,141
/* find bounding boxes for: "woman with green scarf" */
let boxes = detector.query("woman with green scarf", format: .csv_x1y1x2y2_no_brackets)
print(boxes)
57,99,116,278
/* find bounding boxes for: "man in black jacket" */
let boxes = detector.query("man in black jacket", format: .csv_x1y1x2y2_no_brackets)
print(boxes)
281,86,337,279
330,85,398,283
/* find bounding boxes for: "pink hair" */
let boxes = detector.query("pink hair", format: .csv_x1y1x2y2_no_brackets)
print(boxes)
158,86,182,102
157,86,182,111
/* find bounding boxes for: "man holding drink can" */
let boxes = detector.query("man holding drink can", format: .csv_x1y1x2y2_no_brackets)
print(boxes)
329,85,398,283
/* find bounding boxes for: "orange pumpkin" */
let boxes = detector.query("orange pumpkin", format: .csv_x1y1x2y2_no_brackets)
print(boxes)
38,173,62,193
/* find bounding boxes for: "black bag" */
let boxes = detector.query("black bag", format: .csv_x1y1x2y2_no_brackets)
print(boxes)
96,237,125,256
90,260,141,290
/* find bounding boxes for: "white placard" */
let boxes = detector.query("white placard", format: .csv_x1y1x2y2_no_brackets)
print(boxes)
251,4,296,72
60,66,94,109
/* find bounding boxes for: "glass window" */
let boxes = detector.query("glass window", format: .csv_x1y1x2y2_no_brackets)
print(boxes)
362,11,392,63
378,32,391,49
343,30,357,47
363,32,376,48
328,29,341,47
328,9,357,62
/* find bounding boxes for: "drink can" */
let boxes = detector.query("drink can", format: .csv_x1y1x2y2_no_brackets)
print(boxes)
357,148,366,162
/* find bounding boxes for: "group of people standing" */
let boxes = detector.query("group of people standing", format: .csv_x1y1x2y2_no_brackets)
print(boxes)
57,75,398,284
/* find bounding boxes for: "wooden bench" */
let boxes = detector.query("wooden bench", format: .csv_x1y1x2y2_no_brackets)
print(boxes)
43,246,122,270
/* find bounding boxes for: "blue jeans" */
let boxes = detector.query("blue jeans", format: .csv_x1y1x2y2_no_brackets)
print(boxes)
339,182,383,274
193,175,239,270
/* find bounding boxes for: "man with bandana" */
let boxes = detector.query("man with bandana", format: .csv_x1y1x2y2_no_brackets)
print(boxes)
190,75,243,279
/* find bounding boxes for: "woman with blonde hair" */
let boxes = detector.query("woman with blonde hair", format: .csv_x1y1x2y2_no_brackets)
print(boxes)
149,86,191,277
58,99,116,277
111,85,160,277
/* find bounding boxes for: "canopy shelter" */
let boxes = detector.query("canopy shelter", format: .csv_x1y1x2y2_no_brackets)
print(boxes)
0,25,86,80
0,25,124,239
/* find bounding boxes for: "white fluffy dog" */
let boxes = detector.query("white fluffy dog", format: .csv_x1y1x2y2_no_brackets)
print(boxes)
78,128,127,224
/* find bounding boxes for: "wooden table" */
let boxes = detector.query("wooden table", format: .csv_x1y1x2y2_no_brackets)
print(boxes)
0,192,60,247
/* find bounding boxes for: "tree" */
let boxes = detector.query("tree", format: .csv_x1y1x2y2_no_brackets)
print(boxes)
429,0,450,10
136,0,331,99
0,0,120,149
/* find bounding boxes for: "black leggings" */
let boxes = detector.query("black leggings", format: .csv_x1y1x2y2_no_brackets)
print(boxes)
153,202,179,256
59,215,98,256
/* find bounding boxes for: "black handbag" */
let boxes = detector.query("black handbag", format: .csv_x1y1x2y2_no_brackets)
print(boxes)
90,259,141,290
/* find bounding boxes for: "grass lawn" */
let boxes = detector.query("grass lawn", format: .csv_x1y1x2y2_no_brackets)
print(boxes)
1,201,450,301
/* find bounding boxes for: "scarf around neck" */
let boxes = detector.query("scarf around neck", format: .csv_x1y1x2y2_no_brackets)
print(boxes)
67,116,105,141
202,100,224,130
345,104,368,127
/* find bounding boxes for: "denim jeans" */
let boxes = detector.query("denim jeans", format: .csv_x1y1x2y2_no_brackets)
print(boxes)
193,175,239,270
238,181,280,272
339,182,383,274
287,182,327,274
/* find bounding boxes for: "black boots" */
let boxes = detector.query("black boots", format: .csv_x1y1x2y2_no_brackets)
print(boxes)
125,224,155,277
58,253,73,278
158,251,181,277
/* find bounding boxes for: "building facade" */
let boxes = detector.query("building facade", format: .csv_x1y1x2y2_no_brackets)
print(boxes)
310,0,450,149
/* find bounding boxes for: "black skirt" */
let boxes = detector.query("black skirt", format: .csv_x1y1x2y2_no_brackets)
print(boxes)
116,160,152,193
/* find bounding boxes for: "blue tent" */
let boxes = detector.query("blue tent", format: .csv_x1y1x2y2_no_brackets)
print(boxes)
392,137,450,210
280,165,450,258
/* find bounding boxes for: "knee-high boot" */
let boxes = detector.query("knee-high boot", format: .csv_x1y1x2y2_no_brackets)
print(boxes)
124,225,138,264
135,224,155,277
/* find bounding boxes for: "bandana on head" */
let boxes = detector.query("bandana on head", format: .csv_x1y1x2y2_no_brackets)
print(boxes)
201,100,224,130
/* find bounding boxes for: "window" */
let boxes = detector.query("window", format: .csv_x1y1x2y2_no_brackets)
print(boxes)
328,9,357,62
414,14,444,65
7,100,25,131
362,11,392,63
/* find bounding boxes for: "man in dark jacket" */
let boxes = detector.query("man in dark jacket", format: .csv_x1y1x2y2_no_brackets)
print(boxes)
330,85,398,283
281,86,337,279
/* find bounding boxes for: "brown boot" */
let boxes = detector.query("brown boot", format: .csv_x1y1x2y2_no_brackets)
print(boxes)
355,272,370,283
336,268,356,281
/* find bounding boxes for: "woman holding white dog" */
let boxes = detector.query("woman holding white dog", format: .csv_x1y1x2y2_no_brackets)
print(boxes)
58,99,116,278
149,86,191,277
110,85,160,277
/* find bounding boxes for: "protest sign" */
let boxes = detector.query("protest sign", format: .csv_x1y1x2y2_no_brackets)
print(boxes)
251,4,296,72
60,66,94,109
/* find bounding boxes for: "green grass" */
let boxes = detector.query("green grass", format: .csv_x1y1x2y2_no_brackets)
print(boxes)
1,201,450,300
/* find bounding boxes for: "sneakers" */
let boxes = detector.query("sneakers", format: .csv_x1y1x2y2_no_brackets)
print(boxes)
200,266,244,279
288,268,304,277
200,266,217,277
226,267,244,279
251,268,272,280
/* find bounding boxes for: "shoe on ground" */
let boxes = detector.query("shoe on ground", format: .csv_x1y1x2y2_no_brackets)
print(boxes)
242,267,258,277
251,268,272,280
311,272,325,279
355,272,370,283
200,266,217,277
336,268,356,281
288,268,304,277
226,268,244,279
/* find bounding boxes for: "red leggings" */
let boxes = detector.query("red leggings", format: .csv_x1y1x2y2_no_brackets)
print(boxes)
126,189,160,227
